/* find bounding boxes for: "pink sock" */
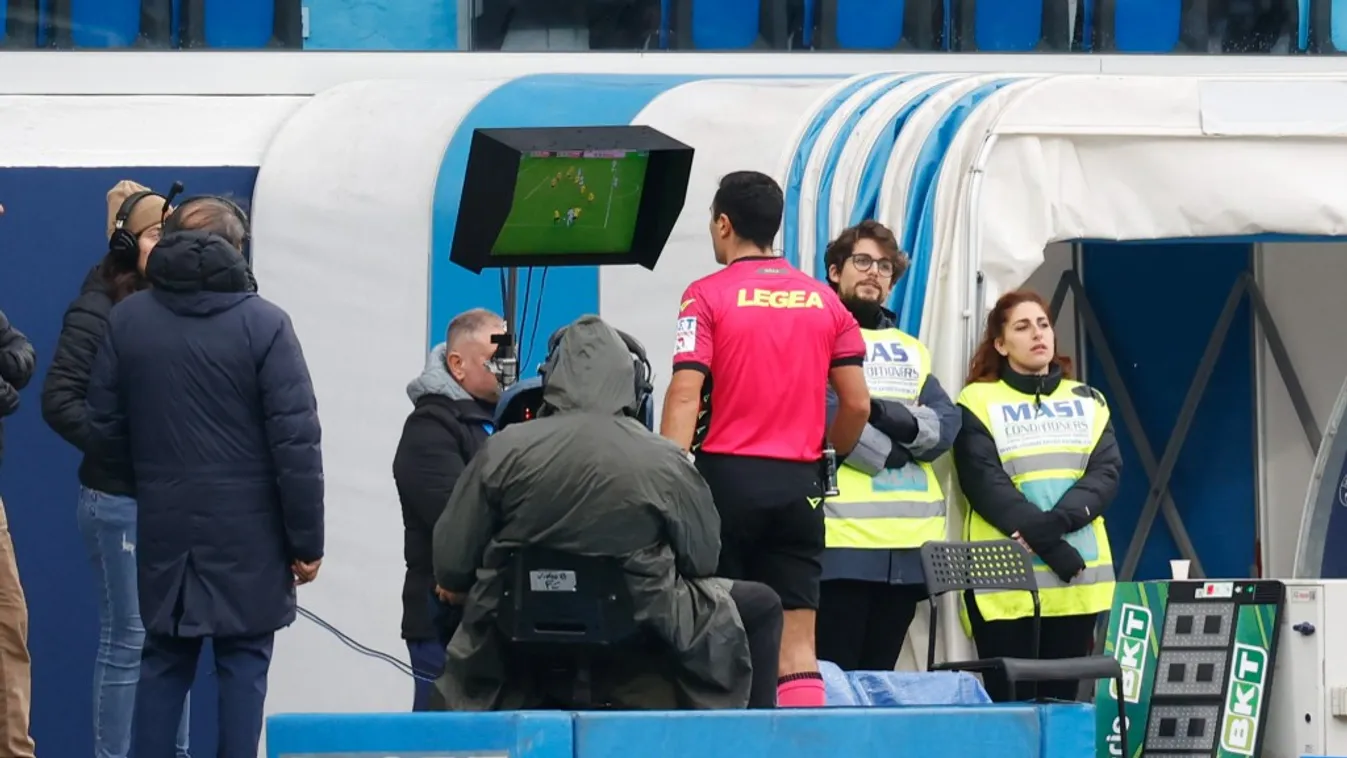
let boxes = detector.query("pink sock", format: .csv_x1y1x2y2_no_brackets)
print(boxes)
777,673,826,708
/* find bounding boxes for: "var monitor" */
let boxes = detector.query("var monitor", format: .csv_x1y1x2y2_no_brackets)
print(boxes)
449,126,694,272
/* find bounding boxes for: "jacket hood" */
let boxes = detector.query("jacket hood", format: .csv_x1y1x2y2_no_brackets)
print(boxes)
407,343,471,403
541,315,636,415
145,231,254,317
146,231,252,294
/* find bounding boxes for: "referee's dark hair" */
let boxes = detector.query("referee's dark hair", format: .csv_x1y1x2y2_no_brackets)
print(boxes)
712,171,784,251
823,220,909,290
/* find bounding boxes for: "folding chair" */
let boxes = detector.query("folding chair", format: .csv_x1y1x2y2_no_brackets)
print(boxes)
919,540,1126,758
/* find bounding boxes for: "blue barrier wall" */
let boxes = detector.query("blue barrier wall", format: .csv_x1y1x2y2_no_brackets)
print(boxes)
1082,241,1256,581
267,704,1097,758
0,166,259,758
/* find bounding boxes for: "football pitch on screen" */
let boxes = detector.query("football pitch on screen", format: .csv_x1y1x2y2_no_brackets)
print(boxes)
492,154,648,256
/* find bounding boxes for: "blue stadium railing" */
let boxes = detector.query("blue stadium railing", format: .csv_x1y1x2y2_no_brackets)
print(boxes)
0,0,1326,52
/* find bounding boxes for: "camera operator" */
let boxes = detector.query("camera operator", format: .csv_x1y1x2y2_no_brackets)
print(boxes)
660,171,871,708
433,315,782,711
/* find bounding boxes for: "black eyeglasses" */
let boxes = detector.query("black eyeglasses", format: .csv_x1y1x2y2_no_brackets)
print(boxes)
849,254,896,277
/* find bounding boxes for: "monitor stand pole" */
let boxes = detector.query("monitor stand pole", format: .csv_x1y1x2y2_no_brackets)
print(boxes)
492,266,521,387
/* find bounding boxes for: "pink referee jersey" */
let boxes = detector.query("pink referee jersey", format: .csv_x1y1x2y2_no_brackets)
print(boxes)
673,256,864,462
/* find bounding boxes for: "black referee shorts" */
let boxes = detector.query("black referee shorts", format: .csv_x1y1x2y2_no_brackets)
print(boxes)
695,453,826,611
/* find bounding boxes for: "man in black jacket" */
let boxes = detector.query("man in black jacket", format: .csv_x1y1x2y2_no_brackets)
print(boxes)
0,304,37,758
392,308,505,711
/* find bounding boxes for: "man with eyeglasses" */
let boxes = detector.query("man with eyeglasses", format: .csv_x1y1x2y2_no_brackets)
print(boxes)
816,220,960,673
393,308,505,710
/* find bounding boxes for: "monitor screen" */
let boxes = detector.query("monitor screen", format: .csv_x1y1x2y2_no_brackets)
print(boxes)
449,125,693,272
491,149,650,257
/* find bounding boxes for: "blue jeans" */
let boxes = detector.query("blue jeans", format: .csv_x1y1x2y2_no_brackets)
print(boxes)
76,487,190,758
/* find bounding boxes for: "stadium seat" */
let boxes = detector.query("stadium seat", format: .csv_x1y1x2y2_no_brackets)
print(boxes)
813,0,942,49
1310,0,1347,51
951,0,1071,51
669,0,788,48
66,0,141,47
204,0,300,47
1093,0,1185,51
1,0,38,47
1094,0,1296,52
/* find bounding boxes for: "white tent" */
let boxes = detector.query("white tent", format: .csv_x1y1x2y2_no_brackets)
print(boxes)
784,71,1347,660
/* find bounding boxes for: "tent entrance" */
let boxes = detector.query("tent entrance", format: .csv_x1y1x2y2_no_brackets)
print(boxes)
1048,265,1319,582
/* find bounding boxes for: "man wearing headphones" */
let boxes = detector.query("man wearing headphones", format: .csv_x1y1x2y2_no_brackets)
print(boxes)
432,314,782,711
87,196,324,758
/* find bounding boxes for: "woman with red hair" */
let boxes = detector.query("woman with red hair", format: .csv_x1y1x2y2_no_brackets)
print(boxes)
952,290,1122,703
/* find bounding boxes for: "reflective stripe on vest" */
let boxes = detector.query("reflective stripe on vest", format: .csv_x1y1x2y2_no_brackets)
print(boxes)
825,328,946,551
956,378,1115,622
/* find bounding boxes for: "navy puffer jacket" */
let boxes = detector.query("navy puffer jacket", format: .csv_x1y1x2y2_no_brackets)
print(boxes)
87,230,324,637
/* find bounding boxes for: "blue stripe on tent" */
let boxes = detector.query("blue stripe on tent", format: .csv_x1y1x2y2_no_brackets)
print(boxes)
810,75,918,282
848,76,951,230
898,78,1022,335
782,73,891,268
429,74,702,372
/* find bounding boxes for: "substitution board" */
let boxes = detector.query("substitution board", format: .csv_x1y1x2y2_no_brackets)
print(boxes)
1096,580,1284,758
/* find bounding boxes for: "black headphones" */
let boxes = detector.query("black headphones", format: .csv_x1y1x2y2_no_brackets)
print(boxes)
108,186,177,268
540,321,654,422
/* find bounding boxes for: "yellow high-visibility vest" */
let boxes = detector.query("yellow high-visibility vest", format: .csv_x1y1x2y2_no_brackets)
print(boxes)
956,378,1116,622
825,328,946,551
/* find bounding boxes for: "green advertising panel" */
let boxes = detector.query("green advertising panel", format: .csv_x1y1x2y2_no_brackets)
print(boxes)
1096,581,1283,758
1097,581,1170,757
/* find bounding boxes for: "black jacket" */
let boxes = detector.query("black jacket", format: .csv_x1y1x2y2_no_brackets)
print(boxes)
0,309,36,467
87,231,324,637
41,265,136,495
953,364,1122,581
392,344,494,641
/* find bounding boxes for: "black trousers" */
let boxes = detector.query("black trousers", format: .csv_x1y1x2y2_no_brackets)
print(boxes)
131,632,275,758
816,579,928,671
966,592,1099,703
729,580,784,708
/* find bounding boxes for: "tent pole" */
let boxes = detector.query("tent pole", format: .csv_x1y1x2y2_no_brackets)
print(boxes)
1117,277,1251,582
1245,277,1320,452
1058,268,1318,583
